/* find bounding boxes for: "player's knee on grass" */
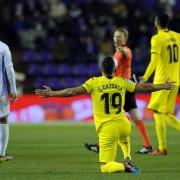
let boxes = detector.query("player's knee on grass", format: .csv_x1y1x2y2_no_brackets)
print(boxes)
100,161,125,173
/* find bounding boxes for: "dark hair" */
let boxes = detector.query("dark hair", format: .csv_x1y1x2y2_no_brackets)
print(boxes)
101,56,115,75
156,14,169,28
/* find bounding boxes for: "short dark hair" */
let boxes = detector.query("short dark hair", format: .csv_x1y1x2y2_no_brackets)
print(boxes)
101,56,115,75
156,14,169,28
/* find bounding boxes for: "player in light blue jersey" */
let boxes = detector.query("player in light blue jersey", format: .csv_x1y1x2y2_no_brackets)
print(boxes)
0,41,17,161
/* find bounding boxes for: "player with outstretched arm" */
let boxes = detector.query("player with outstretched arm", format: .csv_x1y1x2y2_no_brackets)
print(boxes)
35,56,175,173
85,27,153,154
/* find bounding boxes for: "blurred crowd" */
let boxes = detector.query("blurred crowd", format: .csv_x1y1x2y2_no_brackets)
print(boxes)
0,0,179,93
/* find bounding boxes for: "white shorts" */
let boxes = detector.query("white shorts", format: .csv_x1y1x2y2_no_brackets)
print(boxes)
0,96,10,118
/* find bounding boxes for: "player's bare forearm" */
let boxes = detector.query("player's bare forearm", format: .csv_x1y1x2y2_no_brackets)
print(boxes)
51,87,87,97
135,82,175,92
35,86,87,98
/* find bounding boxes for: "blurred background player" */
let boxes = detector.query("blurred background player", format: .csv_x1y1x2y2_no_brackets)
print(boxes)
140,14,180,155
36,56,175,173
85,28,153,154
0,41,17,161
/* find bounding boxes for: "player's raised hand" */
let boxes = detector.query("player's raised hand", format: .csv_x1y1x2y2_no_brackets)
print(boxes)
35,86,52,97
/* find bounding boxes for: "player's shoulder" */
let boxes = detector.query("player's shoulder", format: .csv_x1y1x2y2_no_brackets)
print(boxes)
151,33,163,44
114,77,129,83
122,77,133,83
88,76,100,82
0,41,9,48
0,41,9,52
151,33,159,40
169,30,178,34
170,30,180,37
91,76,99,80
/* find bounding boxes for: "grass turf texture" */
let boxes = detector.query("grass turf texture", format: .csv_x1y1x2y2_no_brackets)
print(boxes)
0,122,180,180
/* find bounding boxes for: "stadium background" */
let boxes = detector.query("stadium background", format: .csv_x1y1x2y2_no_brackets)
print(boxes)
1,0,180,123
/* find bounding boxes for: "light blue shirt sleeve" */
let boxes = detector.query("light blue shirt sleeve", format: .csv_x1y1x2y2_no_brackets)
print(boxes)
3,43,17,94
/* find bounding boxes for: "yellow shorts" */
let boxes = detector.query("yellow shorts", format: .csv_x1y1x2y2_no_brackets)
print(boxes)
148,86,179,113
98,118,131,163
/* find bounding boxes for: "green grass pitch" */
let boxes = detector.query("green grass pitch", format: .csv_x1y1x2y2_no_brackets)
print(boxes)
0,122,180,180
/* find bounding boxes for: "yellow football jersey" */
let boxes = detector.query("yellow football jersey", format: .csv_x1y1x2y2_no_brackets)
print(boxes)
151,30,180,85
82,76,136,131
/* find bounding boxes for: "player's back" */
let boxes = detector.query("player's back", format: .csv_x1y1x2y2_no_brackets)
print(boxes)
152,30,180,85
83,76,136,131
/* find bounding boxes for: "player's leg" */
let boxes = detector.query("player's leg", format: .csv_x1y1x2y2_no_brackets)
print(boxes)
151,112,167,155
147,90,169,155
118,119,141,173
117,121,131,160
99,121,124,173
166,114,180,130
99,120,140,173
165,86,180,130
0,117,9,161
130,109,152,152
118,136,131,160
125,92,152,154
0,96,12,161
